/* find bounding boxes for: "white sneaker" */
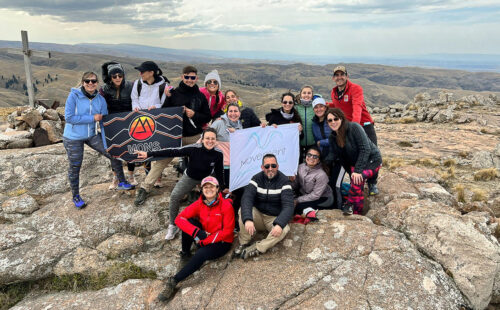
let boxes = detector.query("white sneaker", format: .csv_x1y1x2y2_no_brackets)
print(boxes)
165,224,180,240
108,176,119,190
128,175,138,186
154,178,163,188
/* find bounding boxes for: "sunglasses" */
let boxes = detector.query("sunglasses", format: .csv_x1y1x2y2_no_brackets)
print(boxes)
263,164,277,169
282,101,294,105
327,117,340,123
206,80,218,85
184,75,197,80
306,153,320,159
111,74,123,79
83,79,98,84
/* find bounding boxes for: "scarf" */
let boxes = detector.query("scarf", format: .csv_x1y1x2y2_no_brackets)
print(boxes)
300,99,312,107
280,108,294,120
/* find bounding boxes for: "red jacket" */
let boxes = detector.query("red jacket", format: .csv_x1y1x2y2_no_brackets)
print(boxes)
175,193,234,246
329,80,373,125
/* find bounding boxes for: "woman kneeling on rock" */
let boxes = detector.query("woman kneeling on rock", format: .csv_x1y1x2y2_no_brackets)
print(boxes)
325,108,382,215
158,176,234,301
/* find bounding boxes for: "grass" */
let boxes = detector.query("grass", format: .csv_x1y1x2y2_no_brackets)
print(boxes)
436,166,455,181
454,184,465,203
0,262,156,310
443,159,456,167
397,141,413,147
474,168,498,181
383,157,405,170
413,158,439,167
7,189,27,197
471,188,488,202
480,128,488,134
384,117,417,124
458,151,469,159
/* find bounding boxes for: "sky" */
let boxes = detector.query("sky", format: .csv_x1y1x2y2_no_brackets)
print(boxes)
1,0,499,57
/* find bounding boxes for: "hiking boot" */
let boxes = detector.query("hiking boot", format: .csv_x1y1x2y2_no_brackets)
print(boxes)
157,277,177,302
108,176,119,190
241,243,261,259
342,202,354,216
134,188,148,206
368,183,379,196
233,243,248,257
165,224,180,240
117,181,134,190
73,195,86,209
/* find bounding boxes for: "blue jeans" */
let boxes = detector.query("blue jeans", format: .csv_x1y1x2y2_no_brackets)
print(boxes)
63,134,125,197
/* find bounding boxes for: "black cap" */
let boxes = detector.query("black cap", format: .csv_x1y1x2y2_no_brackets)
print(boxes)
134,61,159,73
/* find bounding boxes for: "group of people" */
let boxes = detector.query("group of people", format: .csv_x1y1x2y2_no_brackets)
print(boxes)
62,61,382,300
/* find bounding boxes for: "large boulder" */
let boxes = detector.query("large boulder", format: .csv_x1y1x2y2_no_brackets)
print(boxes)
39,120,63,143
19,109,43,128
472,150,495,169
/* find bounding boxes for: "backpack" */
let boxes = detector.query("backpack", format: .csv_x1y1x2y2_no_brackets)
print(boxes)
136,78,168,100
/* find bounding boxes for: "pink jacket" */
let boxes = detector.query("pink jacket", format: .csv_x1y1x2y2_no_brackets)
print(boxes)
200,87,226,119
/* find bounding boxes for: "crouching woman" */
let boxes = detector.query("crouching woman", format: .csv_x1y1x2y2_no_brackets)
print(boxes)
158,176,234,301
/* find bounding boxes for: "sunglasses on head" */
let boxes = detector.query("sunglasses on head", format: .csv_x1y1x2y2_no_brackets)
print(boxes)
263,163,277,169
111,74,123,79
184,75,197,80
206,80,218,85
84,79,98,84
327,117,340,123
282,101,294,105
306,153,320,159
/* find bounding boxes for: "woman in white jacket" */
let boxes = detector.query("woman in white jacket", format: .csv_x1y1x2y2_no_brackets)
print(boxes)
131,61,168,111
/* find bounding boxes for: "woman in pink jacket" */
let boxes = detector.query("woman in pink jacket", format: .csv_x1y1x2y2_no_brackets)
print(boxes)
200,69,226,122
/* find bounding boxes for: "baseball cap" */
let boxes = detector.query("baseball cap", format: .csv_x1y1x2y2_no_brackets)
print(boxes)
134,61,159,73
333,65,347,75
312,97,326,108
201,176,219,187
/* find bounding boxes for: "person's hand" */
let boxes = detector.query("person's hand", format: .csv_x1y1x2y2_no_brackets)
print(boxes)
351,172,363,185
272,124,278,128
245,221,256,236
133,108,140,112
94,114,103,121
222,188,230,194
270,225,282,237
260,123,266,128
148,106,155,111
135,151,148,159
298,124,303,132
228,128,236,133
164,86,173,97
317,141,321,147
185,107,195,118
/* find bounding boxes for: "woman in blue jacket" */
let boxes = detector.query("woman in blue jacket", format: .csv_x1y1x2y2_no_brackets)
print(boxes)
63,71,134,209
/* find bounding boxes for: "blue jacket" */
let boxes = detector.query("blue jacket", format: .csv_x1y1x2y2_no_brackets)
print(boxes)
63,87,108,140
311,116,332,158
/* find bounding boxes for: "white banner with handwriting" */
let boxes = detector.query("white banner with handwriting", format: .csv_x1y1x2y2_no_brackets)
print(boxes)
229,123,299,191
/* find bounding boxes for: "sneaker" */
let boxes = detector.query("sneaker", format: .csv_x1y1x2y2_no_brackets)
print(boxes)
117,181,135,190
108,176,119,190
241,243,261,259
128,174,138,186
72,195,86,209
165,224,180,240
305,210,319,222
342,202,354,215
233,243,248,257
154,178,163,188
134,188,148,206
157,277,177,302
369,183,379,196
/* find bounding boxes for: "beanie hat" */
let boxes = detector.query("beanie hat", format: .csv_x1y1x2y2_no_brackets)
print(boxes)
204,70,221,89
107,63,124,76
312,97,326,108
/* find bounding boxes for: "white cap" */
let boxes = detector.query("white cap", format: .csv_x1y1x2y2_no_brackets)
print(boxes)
312,97,326,108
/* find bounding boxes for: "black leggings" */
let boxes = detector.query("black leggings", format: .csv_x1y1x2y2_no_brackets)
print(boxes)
362,123,378,185
295,197,331,214
175,219,232,283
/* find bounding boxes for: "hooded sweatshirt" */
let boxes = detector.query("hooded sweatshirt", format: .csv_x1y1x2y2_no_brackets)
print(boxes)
131,76,167,110
63,87,108,140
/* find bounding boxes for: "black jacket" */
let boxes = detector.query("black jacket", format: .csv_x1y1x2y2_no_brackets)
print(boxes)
99,80,133,114
147,143,225,188
162,82,211,137
265,108,301,126
326,122,382,173
240,170,294,228
241,107,261,129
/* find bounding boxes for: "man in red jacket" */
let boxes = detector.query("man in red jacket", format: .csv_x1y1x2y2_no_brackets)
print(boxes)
330,65,379,195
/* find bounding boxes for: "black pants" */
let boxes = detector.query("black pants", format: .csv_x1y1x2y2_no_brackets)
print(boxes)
329,161,346,209
175,219,232,283
295,197,331,214
224,168,244,230
363,123,378,185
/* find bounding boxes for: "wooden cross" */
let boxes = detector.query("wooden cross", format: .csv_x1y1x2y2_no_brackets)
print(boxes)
6,30,51,107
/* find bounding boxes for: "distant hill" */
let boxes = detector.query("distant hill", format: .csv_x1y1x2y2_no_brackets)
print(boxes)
1,40,499,72
0,48,499,112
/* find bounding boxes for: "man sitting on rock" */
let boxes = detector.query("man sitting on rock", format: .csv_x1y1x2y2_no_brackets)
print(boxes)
236,154,294,259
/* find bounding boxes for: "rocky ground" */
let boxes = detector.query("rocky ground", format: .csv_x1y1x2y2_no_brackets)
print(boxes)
0,102,499,309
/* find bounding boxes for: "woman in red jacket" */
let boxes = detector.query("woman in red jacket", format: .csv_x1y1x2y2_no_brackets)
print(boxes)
158,176,234,301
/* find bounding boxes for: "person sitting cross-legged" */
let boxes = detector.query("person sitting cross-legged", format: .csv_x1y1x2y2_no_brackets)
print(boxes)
236,154,294,259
